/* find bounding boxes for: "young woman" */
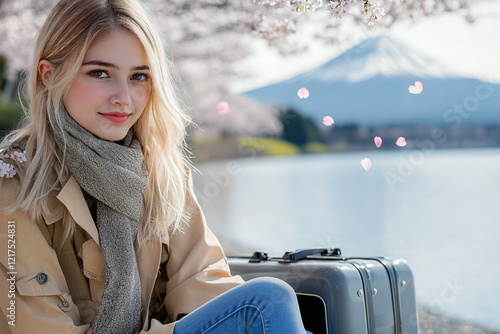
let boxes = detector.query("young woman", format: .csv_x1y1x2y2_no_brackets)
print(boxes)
0,0,309,333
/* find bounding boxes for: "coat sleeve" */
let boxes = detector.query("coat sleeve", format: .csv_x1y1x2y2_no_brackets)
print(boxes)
161,168,245,323
0,178,91,334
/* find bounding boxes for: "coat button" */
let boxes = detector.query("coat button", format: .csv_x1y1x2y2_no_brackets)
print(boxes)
37,272,48,284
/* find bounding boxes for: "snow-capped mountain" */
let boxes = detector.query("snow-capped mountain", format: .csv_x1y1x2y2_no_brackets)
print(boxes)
301,35,458,83
243,35,500,127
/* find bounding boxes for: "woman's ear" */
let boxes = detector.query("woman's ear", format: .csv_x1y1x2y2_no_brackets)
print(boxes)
38,60,55,87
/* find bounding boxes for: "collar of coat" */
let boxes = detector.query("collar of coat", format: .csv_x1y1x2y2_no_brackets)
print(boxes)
42,175,101,246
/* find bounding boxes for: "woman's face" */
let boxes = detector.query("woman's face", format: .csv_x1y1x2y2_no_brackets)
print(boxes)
63,29,151,141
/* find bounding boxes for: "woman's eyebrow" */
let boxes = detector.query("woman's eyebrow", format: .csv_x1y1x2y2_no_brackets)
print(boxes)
82,60,149,71
82,60,118,69
132,65,150,71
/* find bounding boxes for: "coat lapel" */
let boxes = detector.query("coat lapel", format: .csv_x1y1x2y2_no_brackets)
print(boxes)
48,175,100,246
137,237,162,329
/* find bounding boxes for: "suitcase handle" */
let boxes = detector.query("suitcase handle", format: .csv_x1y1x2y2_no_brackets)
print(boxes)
279,247,341,263
249,251,269,263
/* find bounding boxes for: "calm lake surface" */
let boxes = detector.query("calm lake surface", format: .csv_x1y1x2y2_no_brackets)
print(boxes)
193,148,500,331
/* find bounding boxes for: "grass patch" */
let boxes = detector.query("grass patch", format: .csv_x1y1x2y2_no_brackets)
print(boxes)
190,136,301,162
238,137,300,156
303,141,329,153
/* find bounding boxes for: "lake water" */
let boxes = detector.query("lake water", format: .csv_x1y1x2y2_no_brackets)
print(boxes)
192,148,500,331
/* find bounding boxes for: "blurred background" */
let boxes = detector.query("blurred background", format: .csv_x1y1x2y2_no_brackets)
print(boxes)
1,0,499,332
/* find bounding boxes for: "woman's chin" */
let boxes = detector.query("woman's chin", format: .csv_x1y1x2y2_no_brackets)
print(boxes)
90,129,130,142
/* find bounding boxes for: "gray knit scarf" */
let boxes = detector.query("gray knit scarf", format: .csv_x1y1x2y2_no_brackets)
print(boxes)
52,108,148,334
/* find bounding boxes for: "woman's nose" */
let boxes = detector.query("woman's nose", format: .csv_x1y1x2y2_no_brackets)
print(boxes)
110,81,132,106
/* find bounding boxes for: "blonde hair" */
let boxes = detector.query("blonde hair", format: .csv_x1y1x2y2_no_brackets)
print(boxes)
0,0,192,244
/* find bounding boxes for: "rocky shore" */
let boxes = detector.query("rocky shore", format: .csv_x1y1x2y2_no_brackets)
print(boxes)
418,307,499,334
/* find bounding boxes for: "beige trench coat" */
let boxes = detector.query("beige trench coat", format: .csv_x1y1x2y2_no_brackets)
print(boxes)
0,169,244,334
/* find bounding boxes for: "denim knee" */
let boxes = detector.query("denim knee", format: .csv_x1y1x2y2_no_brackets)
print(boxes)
244,277,297,304
173,276,306,334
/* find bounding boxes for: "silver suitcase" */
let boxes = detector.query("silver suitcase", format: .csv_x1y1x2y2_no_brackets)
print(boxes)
228,248,419,334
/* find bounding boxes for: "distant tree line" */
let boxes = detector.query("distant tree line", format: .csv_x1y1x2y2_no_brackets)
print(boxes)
278,107,372,152
279,108,323,148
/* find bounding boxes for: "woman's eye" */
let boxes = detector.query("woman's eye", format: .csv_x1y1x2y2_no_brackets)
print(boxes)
88,70,109,79
131,73,149,82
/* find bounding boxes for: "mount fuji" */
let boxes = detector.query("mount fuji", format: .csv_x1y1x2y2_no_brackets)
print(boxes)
243,35,500,127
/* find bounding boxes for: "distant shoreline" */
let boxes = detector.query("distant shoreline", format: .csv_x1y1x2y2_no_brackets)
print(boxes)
190,130,500,163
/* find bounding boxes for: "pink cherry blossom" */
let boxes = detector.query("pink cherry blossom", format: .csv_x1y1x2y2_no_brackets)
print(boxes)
0,160,16,178
13,150,27,163
323,116,334,126
408,81,423,94
396,137,407,147
0,161,7,178
374,136,382,148
297,87,309,99
291,0,323,13
365,3,385,25
216,101,230,115
361,158,372,172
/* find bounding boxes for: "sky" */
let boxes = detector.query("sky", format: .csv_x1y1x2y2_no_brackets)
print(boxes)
231,0,500,93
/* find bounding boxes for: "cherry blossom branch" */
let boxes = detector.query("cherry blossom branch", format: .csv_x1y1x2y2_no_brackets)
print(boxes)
254,0,386,26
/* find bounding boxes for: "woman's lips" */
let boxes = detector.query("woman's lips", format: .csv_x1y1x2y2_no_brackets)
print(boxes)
99,112,130,123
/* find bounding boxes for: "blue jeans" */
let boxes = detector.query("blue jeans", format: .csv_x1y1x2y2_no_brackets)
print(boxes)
173,277,312,334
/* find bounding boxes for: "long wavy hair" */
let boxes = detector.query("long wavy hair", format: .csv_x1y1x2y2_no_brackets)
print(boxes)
0,0,192,245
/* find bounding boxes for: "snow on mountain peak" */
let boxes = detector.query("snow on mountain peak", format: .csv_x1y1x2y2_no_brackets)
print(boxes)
300,34,458,83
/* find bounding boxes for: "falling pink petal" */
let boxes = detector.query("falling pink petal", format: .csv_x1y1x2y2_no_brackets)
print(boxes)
408,81,423,94
217,101,230,115
323,116,334,126
396,137,407,147
374,136,382,148
297,87,309,99
361,158,372,172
